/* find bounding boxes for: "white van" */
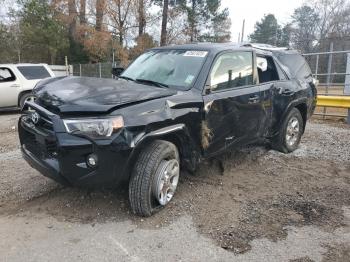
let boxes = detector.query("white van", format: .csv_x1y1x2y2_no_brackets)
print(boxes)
0,64,55,109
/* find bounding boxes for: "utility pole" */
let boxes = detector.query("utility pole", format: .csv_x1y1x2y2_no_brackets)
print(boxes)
240,19,245,43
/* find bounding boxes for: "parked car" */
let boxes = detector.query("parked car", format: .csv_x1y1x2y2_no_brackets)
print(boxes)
18,43,317,217
0,64,55,109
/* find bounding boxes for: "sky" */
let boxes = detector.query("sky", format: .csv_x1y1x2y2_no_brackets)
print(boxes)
221,0,305,42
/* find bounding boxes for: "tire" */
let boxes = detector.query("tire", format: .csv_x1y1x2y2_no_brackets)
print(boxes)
129,140,180,217
19,92,36,108
272,108,304,153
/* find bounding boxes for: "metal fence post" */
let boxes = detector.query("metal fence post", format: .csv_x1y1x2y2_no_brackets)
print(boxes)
65,56,69,76
345,53,350,124
99,63,102,78
323,42,334,119
315,54,319,80
79,64,82,76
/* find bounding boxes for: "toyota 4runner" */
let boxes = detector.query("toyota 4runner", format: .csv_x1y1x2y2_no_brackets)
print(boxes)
18,43,317,217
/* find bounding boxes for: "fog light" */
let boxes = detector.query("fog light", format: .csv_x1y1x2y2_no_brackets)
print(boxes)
87,154,98,167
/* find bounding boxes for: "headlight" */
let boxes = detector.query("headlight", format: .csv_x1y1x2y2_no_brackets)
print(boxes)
63,116,124,137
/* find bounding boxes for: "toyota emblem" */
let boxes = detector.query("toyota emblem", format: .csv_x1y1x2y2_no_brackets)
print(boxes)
31,112,40,124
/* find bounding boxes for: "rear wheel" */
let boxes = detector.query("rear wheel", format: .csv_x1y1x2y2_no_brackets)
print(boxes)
19,92,36,108
272,108,304,153
129,140,180,217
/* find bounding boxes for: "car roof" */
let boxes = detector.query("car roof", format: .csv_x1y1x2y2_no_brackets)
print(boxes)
152,42,299,56
0,63,49,67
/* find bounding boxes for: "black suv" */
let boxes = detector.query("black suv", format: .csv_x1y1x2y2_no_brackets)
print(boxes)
18,43,317,216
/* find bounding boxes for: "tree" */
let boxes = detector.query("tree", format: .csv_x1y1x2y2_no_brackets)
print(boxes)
290,6,320,52
199,6,231,43
182,0,229,42
96,0,106,31
0,23,19,62
279,23,292,47
16,0,69,64
249,14,290,46
249,14,278,45
79,0,86,25
160,0,169,45
107,0,134,46
152,0,185,46
165,6,187,44
290,0,350,53
138,0,146,36
129,33,156,58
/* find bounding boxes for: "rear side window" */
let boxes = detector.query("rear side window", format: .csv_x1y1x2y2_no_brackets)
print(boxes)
256,56,279,83
0,68,16,82
17,66,51,80
277,54,312,79
210,51,254,91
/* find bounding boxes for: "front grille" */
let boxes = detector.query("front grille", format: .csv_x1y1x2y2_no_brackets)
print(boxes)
22,127,58,159
20,102,58,159
22,130,42,157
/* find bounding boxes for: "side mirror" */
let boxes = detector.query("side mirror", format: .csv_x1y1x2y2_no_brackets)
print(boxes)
112,67,125,78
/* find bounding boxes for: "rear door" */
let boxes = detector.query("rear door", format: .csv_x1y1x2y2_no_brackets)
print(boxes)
202,51,266,156
0,67,21,107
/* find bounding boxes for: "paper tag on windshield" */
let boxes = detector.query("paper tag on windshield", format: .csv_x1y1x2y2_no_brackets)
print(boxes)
184,51,208,57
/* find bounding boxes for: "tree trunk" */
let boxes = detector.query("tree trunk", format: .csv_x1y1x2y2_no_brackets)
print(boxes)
96,0,105,31
80,0,86,25
68,0,78,39
138,0,145,36
160,0,169,46
190,0,195,42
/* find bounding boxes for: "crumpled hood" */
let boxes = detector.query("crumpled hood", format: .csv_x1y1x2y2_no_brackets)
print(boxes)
34,76,177,114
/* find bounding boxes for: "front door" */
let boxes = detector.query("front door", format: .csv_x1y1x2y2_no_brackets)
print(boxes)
0,67,20,107
202,51,266,156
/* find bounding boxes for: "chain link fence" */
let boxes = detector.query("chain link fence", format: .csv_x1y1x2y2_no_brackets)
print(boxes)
302,50,350,121
72,63,114,78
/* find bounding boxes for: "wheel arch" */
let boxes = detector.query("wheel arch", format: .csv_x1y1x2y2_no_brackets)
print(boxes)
18,90,34,107
294,103,307,133
124,124,199,180
278,98,308,135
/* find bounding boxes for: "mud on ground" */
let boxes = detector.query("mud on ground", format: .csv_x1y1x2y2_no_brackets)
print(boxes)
0,113,349,262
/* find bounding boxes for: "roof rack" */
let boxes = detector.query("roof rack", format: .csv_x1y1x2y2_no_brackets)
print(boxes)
242,43,289,51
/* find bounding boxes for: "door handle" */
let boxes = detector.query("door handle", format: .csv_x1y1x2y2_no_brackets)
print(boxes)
281,89,294,95
248,95,260,104
10,84,20,88
275,86,294,96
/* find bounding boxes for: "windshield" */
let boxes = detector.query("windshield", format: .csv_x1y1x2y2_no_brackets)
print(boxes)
121,49,208,90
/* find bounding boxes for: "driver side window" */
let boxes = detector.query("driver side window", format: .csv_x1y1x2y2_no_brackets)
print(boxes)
210,51,254,91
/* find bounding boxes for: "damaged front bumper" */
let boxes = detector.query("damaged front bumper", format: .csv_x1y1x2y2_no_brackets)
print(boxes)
18,104,133,188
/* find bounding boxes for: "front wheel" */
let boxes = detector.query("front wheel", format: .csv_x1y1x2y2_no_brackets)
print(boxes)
129,140,180,217
272,108,304,153
19,92,36,109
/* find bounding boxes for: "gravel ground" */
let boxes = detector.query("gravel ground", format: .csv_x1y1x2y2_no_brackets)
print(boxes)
0,113,349,262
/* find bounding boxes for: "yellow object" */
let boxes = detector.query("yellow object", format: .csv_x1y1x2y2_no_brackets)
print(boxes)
317,95,350,108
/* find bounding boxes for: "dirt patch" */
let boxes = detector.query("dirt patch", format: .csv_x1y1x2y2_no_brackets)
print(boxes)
322,244,350,262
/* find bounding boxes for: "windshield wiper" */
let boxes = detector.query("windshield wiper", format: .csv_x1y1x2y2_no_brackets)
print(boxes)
118,75,135,82
136,78,169,88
